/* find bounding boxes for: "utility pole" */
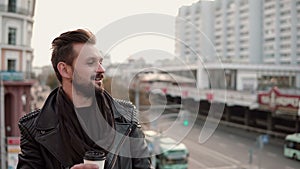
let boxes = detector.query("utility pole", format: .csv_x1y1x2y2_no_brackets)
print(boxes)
297,101,300,133
134,75,140,112
135,80,139,112
0,73,6,169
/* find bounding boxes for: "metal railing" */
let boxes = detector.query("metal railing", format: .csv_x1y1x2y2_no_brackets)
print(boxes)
0,71,24,81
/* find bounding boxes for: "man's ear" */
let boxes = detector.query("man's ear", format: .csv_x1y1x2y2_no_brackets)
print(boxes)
57,62,72,79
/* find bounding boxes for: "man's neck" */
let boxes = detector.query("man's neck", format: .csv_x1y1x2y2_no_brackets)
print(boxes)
73,93,93,108
62,85,93,108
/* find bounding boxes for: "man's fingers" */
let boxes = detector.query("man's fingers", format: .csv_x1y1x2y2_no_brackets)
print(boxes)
71,163,99,169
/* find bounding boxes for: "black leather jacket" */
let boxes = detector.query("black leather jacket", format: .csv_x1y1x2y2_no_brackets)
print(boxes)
17,88,152,169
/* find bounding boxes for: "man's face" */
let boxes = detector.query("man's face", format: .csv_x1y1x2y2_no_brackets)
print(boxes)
71,43,105,97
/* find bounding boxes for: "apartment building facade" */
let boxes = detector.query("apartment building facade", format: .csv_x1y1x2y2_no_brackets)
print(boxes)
0,0,35,137
175,0,300,90
263,0,300,64
175,0,215,63
176,0,300,65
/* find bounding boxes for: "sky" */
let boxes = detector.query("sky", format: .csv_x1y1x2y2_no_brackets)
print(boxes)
32,0,200,67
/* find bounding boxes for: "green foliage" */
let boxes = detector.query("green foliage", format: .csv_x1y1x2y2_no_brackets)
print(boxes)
46,73,59,89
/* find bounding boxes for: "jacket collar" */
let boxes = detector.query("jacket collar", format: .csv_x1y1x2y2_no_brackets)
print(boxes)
35,87,59,130
36,87,127,131
34,87,73,167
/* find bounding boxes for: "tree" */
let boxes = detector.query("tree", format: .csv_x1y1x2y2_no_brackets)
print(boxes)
46,73,59,90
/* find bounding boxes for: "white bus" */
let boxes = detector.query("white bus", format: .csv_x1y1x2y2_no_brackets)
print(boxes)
284,133,300,160
144,130,189,169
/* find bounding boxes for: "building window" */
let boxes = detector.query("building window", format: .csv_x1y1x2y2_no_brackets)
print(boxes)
8,27,17,45
8,0,17,13
258,75,296,90
27,0,31,10
7,59,16,71
26,60,31,78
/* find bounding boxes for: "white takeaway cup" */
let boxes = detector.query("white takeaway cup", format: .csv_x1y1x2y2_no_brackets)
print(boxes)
84,150,106,169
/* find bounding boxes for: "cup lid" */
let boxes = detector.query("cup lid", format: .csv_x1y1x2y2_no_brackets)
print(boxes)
84,150,106,161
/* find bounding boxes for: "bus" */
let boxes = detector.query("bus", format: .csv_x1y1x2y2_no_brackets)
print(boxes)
144,130,189,169
284,133,300,160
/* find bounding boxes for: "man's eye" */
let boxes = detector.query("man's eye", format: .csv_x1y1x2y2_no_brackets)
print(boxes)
87,61,96,65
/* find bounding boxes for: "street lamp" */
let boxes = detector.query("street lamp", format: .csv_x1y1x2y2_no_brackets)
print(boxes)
0,73,6,169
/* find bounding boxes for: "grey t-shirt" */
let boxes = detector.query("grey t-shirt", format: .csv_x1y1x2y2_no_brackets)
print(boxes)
75,101,115,150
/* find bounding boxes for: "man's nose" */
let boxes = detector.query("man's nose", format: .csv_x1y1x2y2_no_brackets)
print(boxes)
96,62,105,73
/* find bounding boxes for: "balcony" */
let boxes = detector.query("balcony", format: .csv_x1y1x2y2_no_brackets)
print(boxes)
0,71,24,81
280,14,291,20
264,32,275,39
264,9,276,16
0,5,33,16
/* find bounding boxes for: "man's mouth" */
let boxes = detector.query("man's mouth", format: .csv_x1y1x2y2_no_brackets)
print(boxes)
92,73,104,82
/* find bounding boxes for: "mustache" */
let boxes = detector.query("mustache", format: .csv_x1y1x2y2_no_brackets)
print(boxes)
91,73,104,80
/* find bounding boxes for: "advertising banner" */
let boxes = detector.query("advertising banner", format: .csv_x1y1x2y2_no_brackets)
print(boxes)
258,87,300,114
7,137,20,169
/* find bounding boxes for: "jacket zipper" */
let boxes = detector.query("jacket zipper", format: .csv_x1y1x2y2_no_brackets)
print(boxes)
107,123,136,169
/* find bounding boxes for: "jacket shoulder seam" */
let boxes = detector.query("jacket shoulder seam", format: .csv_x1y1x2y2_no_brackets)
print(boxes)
114,98,135,109
18,110,41,142
113,98,139,124
19,109,40,124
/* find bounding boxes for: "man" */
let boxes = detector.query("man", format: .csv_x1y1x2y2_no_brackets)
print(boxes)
17,29,152,169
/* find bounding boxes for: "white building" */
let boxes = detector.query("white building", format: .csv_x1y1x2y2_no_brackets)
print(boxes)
0,0,35,77
0,0,36,137
263,0,300,65
214,0,263,64
175,0,215,63
0,1,35,168
176,0,300,65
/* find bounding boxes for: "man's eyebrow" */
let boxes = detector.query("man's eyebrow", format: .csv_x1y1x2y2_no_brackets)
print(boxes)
87,56,101,60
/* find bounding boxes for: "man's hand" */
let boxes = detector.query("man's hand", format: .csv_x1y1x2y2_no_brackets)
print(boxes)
71,163,99,169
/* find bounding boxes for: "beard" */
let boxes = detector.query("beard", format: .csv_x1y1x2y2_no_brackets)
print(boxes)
72,72,104,98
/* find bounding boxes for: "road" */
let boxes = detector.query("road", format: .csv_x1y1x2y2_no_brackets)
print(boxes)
141,110,300,169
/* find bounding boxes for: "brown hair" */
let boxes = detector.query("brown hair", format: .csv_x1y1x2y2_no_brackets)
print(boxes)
51,29,96,83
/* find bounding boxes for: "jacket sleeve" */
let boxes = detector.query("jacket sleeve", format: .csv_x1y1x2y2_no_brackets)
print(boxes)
130,123,153,169
113,99,153,168
17,120,45,168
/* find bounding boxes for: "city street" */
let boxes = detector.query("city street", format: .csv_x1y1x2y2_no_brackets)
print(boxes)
183,123,300,169
142,110,300,169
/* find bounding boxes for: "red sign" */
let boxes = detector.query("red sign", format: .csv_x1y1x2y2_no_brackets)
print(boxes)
182,90,188,97
206,93,214,102
7,137,20,145
258,87,300,112
161,88,167,94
